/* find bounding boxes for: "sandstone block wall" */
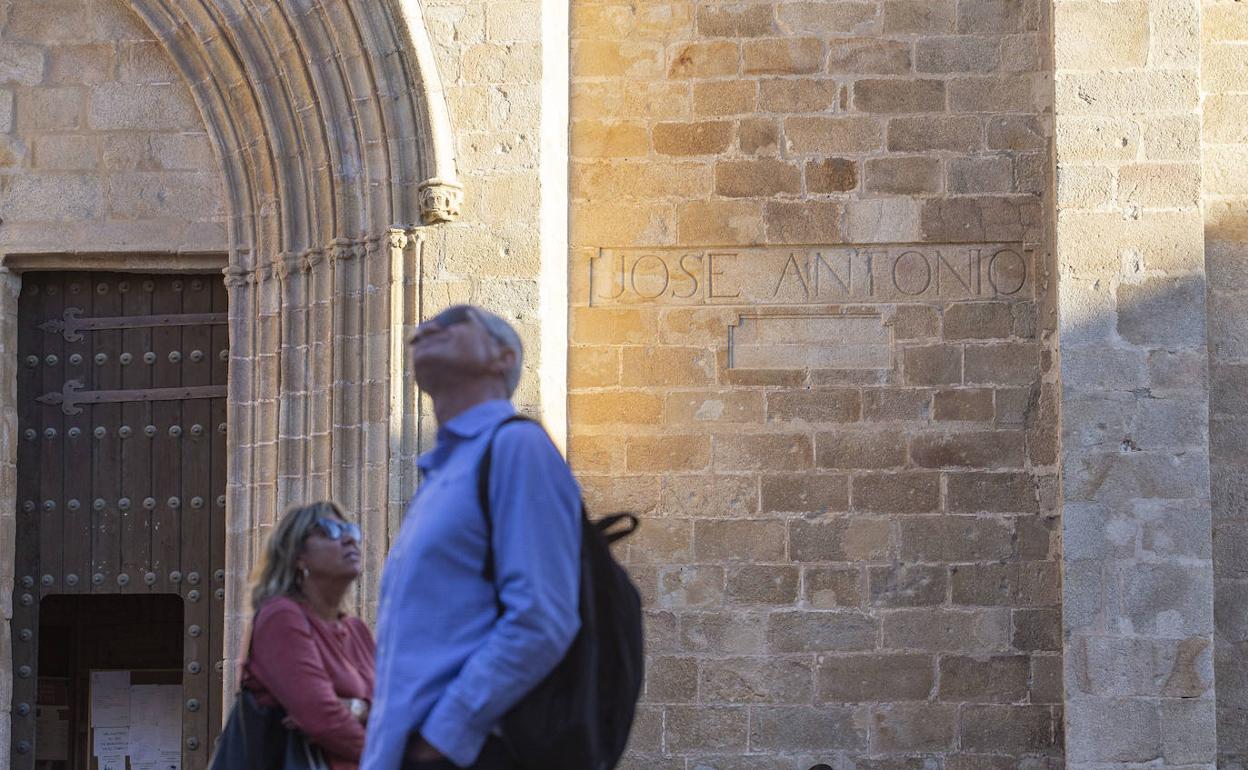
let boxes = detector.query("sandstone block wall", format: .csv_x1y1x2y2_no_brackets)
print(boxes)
1203,0,1248,764
419,0,549,416
1054,0,1218,766
567,1,1061,765
0,0,226,256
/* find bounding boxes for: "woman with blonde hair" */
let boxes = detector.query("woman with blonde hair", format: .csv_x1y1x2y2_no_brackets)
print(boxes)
238,500,376,770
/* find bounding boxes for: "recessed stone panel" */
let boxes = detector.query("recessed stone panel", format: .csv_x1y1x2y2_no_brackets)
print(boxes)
728,313,892,370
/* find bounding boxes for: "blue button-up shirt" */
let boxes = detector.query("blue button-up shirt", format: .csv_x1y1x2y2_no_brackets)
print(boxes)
361,400,581,770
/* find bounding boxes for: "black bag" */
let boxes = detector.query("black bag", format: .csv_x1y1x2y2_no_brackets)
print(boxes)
478,416,645,770
208,618,330,770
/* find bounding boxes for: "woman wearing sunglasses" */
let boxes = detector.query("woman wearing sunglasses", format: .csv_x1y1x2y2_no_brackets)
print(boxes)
241,501,376,770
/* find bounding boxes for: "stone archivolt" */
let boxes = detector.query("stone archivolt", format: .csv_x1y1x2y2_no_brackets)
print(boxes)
122,0,460,659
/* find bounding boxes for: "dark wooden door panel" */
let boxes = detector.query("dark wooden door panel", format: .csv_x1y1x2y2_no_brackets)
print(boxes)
11,272,228,770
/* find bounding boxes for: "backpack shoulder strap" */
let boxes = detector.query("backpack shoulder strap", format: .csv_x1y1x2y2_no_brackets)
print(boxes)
477,414,538,581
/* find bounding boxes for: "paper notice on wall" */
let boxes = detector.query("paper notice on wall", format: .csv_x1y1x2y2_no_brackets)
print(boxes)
158,749,182,770
129,684,181,762
90,671,131,728
35,706,70,761
99,755,126,770
93,726,129,756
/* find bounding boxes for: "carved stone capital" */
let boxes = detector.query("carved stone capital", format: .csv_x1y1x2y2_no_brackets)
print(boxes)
387,228,409,252
418,178,463,224
222,265,250,289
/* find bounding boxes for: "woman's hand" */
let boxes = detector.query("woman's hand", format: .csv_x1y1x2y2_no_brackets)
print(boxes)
339,697,369,724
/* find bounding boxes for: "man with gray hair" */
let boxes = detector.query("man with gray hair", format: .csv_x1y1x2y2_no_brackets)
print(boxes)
362,305,582,770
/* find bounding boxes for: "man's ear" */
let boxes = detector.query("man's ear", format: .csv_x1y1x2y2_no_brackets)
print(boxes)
493,347,517,376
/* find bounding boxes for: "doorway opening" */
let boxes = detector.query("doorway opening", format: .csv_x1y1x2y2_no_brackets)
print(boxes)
35,594,184,770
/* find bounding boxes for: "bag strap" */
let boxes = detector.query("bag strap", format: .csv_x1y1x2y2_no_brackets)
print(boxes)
476,414,537,582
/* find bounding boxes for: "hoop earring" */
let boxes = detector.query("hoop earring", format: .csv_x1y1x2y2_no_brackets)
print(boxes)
302,567,309,580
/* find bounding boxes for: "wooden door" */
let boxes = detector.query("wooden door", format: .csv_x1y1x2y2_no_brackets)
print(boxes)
10,272,228,770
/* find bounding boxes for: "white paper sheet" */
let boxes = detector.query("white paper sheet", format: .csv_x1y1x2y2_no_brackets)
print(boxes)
99,755,126,770
129,684,181,762
93,726,129,756
158,748,181,770
90,671,131,728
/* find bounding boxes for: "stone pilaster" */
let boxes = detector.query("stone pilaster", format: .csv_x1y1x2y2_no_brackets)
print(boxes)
1055,0,1217,765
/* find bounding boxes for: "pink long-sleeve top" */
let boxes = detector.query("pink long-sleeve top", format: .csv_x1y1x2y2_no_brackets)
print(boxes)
242,596,376,770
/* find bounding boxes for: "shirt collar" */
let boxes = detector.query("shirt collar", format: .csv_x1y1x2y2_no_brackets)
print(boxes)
417,399,516,473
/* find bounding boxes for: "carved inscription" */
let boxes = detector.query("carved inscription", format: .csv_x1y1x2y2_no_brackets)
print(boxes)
589,244,1031,305
729,314,892,370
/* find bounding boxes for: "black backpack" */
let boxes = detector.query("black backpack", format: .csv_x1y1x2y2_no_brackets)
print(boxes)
477,415,644,770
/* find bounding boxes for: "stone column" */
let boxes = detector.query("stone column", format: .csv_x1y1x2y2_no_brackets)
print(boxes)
1055,0,1217,765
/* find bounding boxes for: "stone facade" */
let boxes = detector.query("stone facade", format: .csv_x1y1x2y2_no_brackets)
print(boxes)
567,1,1060,766
0,0,1245,768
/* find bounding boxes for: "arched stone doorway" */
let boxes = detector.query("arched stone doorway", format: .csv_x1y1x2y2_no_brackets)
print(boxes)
1,1,462,767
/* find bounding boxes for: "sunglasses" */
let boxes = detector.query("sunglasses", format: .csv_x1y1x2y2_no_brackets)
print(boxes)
315,517,361,542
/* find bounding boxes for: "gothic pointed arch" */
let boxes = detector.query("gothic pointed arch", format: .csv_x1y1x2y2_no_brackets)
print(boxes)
121,0,460,659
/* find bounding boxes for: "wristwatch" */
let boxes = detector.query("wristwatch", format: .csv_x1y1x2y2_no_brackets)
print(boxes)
347,698,369,721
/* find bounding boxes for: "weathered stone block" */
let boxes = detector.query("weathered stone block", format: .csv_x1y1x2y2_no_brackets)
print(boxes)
910,430,1025,469
916,36,1001,73
714,159,801,198
806,158,859,193
868,564,948,607
714,433,813,471
700,656,813,704
693,80,757,117
817,430,906,469
864,156,942,194
654,121,734,156
726,564,800,605
889,115,983,153
739,118,781,155
643,655,698,703
805,566,864,608
664,705,749,752
750,705,868,750
680,612,768,654
818,654,934,702
903,345,962,386
760,78,840,113
853,79,947,113
933,389,994,421
882,0,956,33
569,391,663,425
762,473,849,513
1012,608,1060,651
668,41,739,78
938,656,1029,702
626,434,710,472
765,200,843,245
779,2,878,34
743,37,825,75
697,3,775,37
863,388,932,421
790,517,892,561
899,517,1014,562
959,705,1058,754
785,116,883,154
828,38,912,74
695,519,787,562
659,565,725,608
768,610,879,652
948,157,1014,194
948,471,1038,514
677,199,765,245
1117,276,1206,348
871,704,957,751
963,344,1039,385
852,472,941,514
1064,697,1160,762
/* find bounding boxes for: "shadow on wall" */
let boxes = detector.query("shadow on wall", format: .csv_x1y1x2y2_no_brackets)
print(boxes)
1207,206,1248,767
